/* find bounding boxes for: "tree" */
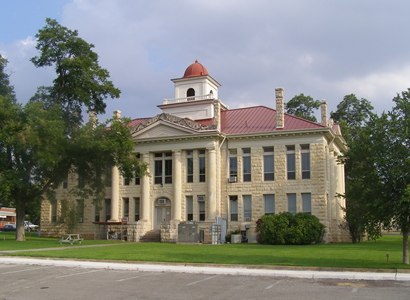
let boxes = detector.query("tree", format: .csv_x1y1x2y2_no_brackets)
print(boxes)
331,94,375,142
0,56,19,207
331,94,375,242
0,19,144,241
285,93,321,122
344,90,410,263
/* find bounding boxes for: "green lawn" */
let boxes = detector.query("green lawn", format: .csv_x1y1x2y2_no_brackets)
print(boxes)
0,232,122,250
1,232,408,270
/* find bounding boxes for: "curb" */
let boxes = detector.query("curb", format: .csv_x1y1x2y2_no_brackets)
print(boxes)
1,256,410,281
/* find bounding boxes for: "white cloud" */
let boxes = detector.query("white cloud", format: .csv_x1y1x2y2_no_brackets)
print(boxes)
334,65,410,113
3,0,410,120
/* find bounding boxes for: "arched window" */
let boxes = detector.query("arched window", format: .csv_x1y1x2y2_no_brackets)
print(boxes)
187,88,195,100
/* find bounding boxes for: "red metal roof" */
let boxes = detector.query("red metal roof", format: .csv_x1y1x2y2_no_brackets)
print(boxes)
129,117,150,127
220,106,324,134
130,106,325,135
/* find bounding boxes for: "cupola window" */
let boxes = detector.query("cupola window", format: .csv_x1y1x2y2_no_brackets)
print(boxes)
187,88,195,100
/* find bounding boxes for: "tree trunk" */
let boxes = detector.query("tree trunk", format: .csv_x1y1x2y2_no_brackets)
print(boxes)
403,230,409,265
15,198,26,242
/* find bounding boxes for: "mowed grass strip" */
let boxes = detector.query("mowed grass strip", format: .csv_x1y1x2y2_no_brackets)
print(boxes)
0,232,122,250
1,233,408,270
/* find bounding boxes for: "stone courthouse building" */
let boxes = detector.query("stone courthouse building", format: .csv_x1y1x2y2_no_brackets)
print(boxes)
40,60,348,243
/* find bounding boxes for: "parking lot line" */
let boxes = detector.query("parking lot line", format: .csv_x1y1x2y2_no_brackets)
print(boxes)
186,275,219,286
116,275,142,282
265,280,283,290
0,266,54,275
56,269,102,278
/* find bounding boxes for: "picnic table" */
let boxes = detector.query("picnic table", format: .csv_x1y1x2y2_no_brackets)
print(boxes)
59,234,83,245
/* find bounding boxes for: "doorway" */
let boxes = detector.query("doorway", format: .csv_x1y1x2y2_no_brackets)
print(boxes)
154,198,171,230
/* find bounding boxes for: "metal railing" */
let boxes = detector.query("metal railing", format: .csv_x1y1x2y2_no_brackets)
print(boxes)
162,93,215,105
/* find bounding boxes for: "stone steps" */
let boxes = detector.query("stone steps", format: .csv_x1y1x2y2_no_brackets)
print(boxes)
140,230,161,242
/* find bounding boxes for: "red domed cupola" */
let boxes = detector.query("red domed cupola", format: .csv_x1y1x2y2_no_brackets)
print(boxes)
183,60,209,78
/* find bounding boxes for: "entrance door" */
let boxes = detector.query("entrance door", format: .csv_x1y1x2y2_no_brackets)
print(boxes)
154,198,171,230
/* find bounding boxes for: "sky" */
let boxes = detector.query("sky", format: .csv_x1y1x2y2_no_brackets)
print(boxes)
1,0,410,121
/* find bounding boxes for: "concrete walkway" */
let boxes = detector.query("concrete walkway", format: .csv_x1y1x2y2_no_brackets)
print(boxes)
1,256,410,282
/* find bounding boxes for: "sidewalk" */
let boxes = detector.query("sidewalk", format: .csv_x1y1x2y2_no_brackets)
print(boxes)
1,256,410,282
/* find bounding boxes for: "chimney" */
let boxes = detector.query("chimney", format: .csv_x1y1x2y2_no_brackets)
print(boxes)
88,111,97,128
113,110,122,120
213,100,221,132
320,101,327,126
275,88,284,129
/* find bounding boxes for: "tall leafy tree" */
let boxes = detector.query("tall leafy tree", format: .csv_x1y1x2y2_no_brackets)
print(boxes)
0,55,19,207
0,19,144,241
285,93,321,122
331,94,375,142
344,90,410,263
331,94,375,242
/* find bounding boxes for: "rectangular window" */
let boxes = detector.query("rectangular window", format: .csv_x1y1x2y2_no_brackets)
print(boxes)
263,147,274,181
154,152,173,184
164,153,172,184
134,197,140,221
287,145,296,180
105,198,111,221
287,193,297,214
198,195,206,221
94,204,100,222
135,153,141,185
51,201,57,223
123,197,129,219
301,144,311,179
229,195,238,221
243,195,252,221
77,199,84,223
242,148,251,182
199,149,206,182
186,150,193,183
264,194,275,215
123,176,130,186
154,156,162,184
302,193,312,214
229,149,238,180
134,175,140,185
186,196,193,221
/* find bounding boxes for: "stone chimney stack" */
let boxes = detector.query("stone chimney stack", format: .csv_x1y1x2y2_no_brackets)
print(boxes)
89,111,97,128
320,101,327,127
275,88,284,129
113,110,122,119
213,100,221,132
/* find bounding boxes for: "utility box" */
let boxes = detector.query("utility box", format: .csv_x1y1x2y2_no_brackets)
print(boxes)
231,234,242,244
178,223,198,243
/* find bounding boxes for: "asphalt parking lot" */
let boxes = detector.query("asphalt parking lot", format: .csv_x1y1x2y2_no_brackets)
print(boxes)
1,263,410,300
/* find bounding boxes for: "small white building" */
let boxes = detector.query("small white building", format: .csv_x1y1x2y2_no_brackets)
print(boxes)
41,60,348,243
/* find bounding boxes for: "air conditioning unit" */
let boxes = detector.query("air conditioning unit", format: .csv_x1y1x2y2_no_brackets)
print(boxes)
244,217,251,222
228,176,237,183
158,198,167,205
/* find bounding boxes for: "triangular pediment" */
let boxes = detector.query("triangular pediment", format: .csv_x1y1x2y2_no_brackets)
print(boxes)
134,122,196,139
131,113,216,139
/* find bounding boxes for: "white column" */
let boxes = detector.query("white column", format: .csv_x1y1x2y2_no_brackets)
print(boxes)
129,196,135,223
173,150,182,220
111,165,120,221
141,153,151,221
207,148,217,221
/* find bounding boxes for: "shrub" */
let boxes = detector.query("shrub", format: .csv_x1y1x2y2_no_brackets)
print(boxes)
256,212,325,245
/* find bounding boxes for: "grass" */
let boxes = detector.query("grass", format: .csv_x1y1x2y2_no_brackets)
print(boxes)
1,232,408,270
0,232,121,250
